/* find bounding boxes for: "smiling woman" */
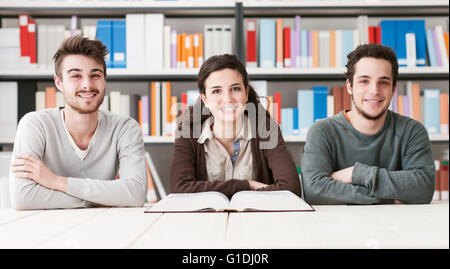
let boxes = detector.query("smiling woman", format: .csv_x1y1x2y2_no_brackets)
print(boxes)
169,54,302,199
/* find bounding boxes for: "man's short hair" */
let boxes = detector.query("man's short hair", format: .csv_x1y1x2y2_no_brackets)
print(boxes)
345,43,399,89
53,35,108,80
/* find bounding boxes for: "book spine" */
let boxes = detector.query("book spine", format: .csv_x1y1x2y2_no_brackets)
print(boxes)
283,27,291,68
246,19,257,68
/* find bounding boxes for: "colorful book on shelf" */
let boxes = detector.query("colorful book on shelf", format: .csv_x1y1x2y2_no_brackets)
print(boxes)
440,93,449,135
441,161,449,201
332,86,343,115
274,92,281,124
112,20,126,68
312,30,319,68
281,108,294,136
96,20,112,68
312,86,328,122
290,29,297,68
411,83,421,121
283,26,291,68
259,19,276,68
28,19,36,64
297,89,313,136
426,29,437,67
18,14,30,64
45,86,56,108
435,25,449,68
410,20,426,66
294,15,301,68
301,29,308,68
424,89,440,135
246,20,257,68
276,19,283,68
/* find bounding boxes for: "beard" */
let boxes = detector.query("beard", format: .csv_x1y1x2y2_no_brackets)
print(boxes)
65,89,105,114
351,94,390,121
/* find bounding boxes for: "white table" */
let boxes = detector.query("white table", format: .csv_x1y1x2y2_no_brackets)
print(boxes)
0,203,448,249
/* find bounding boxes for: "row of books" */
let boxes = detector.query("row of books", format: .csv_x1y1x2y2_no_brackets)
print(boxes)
434,159,449,201
0,14,233,69
245,16,449,68
249,81,449,137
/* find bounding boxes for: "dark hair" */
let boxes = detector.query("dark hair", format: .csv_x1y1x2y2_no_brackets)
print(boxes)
345,43,398,89
198,54,259,105
53,35,108,80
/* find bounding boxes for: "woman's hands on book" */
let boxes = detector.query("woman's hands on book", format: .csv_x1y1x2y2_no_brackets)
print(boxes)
247,180,269,190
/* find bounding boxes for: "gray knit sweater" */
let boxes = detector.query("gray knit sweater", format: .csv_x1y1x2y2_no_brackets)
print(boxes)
9,108,147,210
301,110,435,205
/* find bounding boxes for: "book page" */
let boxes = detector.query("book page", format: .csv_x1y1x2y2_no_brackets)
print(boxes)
229,191,313,212
145,191,230,212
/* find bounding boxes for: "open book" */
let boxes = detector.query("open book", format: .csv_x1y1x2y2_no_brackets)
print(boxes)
144,190,314,213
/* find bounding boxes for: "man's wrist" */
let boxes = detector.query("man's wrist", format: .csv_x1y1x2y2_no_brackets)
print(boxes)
54,176,68,192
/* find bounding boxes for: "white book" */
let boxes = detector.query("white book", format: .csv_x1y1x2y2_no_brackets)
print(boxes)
163,25,171,69
406,33,416,68
0,28,20,47
82,25,97,40
0,82,18,139
145,190,314,213
433,160,440,201
0,48,22,68
406,81,414,119
145,14,165,69
435,25,449,68
56,91,64,108
109,91,121,115
318,31,330,67
353,30,360,49
249,80,268,109
99,95,109,111
204,24,214,60
37,24,48,68
212,24,223,56
120,94,130,117
327,95,334,118
35,91,45,111
335,30,342,68
222,24,232,55
357,15,369,45
126,14,145,69
47,25,56,67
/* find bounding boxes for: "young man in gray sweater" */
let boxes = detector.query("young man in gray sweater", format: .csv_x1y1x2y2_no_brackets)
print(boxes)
9,36,147,210
301,44,435,205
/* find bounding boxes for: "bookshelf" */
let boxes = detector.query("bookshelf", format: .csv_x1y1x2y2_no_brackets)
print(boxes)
1,0,449,192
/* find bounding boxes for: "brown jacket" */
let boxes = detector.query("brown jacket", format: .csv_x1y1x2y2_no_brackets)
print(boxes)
170,106,301,199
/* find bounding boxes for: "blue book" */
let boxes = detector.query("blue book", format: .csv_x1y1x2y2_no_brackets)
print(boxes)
186,90,200,106
281,108,294,136
312,86,328,122
424,89,440,135
112,20,126,68
426,29,437,67
259,19,276,68
380,20,396,56
410,20,426,66
96,20,112,68
297,89,314,136
292,107,299,135
341,30,353,66
395,20,409,67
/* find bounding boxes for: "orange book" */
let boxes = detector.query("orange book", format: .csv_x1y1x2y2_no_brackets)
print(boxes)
181,33,188,68
397,95,404,116
138,99,142,127
440,93,449,134
145,160,158,203
332,86,343,114
411,83,421,121
194,33,204,68
312,30,319,68
185,34,194,68
165,82,172,135
342,86,351,111
45,86,56,108
444,33,449,59
177,34,182,68
276,19,283,68
267,96,274,118
329,30,336,68
151,82,156,136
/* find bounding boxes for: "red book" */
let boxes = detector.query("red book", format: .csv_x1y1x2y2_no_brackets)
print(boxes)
19,14,30,61
181,92,188,114
246,19,257,68
368,26,376,44
375,26,381,44
283,27,291,68
342,86,352,111
28,20,37,64
441,161,449,201
332,86,343,114
274,92,281,124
